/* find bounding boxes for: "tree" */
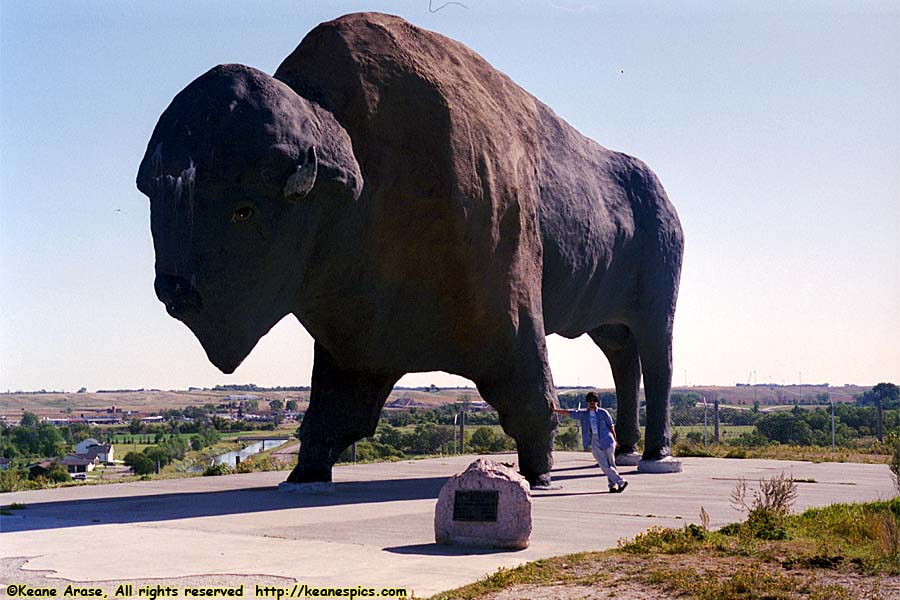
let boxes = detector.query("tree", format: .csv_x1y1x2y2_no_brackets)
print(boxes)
376,425,404,449
20,412,40,429
124,451,155,475
285,400,298,412
269,399,284,412
755,412,813,445
65,422,91,444
873,383,900,409
469,427,513,453
35,424,66,457
599,392,617,409
407,423,454,454
143,446,171,468
671,393,700,410
856,383,900,409
44,463,72,483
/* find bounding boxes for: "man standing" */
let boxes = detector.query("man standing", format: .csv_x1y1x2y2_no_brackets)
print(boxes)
554,392,628,493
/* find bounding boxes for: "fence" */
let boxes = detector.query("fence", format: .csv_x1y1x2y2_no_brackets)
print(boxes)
555,395,900,453
342,397,900,462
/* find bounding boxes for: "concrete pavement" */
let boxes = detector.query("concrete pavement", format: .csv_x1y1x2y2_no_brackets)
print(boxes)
0,452,895,597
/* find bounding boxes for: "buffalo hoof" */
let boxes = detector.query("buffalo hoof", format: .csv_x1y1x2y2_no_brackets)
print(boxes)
286,464,332,484
615,451,641,466
641,447,670,461
637,456,683,473
278,481,335,494
527,472,561,490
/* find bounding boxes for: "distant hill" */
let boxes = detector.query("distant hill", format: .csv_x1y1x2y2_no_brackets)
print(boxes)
0,383,873,421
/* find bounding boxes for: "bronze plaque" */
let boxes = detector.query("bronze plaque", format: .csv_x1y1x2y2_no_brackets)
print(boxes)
453,490,499,522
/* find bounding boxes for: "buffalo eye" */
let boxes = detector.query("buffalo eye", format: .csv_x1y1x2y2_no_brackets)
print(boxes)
231,206,254,223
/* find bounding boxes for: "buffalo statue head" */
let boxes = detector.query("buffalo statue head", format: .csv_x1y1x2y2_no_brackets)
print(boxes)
136,64,362,373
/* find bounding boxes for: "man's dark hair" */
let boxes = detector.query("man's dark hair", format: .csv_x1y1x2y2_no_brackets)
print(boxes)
586,392,599,403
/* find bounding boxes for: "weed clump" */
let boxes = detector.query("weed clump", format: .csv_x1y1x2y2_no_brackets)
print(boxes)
729,473,798,540
618,523,708,555
235,455,285,473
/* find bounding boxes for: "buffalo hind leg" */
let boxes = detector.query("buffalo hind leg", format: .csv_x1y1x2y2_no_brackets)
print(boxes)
287,343,402,483
589,324,641,457
476,317,557,488
633,316,675,461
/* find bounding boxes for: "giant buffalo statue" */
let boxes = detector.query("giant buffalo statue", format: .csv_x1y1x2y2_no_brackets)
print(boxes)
137,12,683,488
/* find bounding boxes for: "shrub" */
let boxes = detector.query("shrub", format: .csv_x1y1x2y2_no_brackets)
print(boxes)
685,431,704,444
44,463,72,483
727,430,770,447
203,463,234,476
673,442,713,457
0,469,39,492
337,440,404,463
554,426,580,451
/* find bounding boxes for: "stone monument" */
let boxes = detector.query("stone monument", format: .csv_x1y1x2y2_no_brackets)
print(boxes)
434,459,532,549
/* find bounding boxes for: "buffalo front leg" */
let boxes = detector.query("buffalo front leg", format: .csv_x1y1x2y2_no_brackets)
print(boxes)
589,324,641,459
287,343,402,483
475,319,558,488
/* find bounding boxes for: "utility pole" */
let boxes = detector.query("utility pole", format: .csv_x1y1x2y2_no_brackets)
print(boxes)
831,396,835,451
714,399,720,444
459,410,466,453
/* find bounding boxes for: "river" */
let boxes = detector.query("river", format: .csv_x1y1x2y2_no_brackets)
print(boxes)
212,438,290,467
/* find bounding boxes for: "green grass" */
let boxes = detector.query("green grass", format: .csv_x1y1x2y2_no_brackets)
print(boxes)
425,498,900,600
108,427,295,444
673,424,756,440
426,553,600,600
673,442,891,463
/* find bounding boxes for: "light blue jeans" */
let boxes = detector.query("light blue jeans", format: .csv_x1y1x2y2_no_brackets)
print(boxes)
591,437,625,487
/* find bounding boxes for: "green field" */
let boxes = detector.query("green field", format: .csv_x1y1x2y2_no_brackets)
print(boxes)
672,424,755,441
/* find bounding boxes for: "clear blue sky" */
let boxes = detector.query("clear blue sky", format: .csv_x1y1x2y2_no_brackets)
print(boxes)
1,0,897,392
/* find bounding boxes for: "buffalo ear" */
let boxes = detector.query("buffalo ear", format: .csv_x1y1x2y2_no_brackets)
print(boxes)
283,146,318,202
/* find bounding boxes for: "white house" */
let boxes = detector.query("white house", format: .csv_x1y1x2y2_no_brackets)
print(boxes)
75,439,114,463
75,438,101,454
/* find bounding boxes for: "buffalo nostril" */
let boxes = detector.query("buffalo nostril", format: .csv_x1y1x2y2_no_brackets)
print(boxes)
155,273,203,315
